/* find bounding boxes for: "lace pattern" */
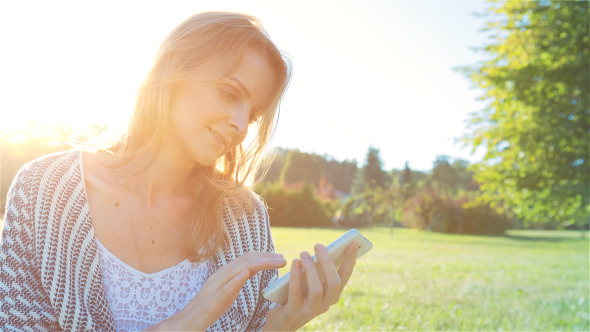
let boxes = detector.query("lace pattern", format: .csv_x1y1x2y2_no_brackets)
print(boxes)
96,237,210,331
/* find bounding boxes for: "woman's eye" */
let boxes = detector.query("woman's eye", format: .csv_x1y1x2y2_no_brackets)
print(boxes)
220,89,237,103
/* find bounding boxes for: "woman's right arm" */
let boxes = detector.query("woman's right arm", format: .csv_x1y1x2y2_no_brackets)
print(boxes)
144,252,286,331
0,166,60,331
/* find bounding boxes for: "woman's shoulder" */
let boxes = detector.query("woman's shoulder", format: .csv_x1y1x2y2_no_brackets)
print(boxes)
223,189,268,221
222,191,274,253
15,148,80,180
10,148,82,198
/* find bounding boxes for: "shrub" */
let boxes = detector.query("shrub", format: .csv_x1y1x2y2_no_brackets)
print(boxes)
450,202,514,236
402,189,450,231
402,190,512,235
255,182,333,227
340,188,391,227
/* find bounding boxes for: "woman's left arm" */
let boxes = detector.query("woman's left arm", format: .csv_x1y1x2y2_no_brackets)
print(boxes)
262,241,359,332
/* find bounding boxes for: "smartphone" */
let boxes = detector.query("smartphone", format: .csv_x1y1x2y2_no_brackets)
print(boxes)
262,229,373,305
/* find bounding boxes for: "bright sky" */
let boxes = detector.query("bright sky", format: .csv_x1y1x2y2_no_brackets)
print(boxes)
0,0,493,171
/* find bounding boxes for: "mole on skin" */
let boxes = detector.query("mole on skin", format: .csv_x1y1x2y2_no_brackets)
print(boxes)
115,202,119,207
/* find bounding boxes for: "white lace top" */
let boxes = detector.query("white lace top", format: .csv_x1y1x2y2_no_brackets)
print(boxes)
95,237,210,332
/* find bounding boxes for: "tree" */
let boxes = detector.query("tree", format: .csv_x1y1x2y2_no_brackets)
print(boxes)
279,149,323,185
255,182,333,227
317,156,358,194
451,159,479,192
351,146,387,194
258,147,290,182
458,0,589,230
431,155,459,195
400,161,412,189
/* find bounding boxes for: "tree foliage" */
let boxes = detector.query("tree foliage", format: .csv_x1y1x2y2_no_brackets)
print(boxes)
259,147,289,183
279,149,323,185
316,156,358,194
458,0,589,228
256,182,333,227
431,155,459,195
262,149,358,193
351,146,387,194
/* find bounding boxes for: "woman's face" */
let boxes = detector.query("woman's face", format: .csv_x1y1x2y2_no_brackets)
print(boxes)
169,49,277,166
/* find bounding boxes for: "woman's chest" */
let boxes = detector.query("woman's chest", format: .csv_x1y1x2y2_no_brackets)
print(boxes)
91,212,191,274
82,155,194,274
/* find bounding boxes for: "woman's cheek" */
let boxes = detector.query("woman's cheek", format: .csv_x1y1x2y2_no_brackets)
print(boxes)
219,135,243,157
233,132,247,148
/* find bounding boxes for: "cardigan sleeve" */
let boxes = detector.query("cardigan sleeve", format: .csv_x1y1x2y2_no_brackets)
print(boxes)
0,166,60,331
245,201,280,332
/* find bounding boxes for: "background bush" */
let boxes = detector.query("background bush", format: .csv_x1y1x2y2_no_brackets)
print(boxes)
402,190,513,235
255,182,334,228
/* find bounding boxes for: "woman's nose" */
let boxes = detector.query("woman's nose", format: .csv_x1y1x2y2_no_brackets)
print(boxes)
226,104,249,135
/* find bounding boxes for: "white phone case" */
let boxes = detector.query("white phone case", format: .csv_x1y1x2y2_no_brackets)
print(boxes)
262,229,373,305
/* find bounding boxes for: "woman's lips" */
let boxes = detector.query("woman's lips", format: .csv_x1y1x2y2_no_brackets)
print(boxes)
208,127,225,146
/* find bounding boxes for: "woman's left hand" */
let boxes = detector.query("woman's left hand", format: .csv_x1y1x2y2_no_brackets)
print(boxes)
262,241,360,332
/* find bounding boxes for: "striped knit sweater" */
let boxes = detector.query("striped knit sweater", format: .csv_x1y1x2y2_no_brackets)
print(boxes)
0,149,279,331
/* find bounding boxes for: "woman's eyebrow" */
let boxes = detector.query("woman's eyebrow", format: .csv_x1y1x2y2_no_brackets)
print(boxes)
228,77,251,99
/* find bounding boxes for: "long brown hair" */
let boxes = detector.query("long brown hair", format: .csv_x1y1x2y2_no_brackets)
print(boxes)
78,12,291,262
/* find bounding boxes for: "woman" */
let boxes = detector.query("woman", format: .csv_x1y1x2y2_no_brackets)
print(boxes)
0,12,359,331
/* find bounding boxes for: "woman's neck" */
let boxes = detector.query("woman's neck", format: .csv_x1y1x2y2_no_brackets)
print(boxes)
117,136,202,207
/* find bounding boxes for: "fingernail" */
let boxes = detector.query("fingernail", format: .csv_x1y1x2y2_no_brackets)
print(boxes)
272,258,286,264
300,251,310,260
273,253,284,258
314,243,326,253
292,258,297,268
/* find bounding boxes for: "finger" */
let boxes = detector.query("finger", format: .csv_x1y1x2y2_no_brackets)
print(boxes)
313,243,341,307
214,269,250,312
300,251,322,312
333,242,360,304
245,256,288,280
286,258,303,310
209,254,287,291
215,252,285,277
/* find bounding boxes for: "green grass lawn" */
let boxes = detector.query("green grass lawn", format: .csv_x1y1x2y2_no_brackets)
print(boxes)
271,227,589,331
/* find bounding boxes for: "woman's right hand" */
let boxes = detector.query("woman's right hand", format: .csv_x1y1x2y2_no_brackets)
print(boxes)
145,251,286,331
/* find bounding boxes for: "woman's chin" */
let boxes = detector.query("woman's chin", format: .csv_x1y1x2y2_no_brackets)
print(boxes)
185,144,226,167
190,153,220,167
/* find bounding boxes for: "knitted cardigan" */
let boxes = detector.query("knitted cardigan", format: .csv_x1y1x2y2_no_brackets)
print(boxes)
0,149,279,331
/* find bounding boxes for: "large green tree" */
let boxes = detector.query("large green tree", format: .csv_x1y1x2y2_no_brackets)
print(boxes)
458,0,589,228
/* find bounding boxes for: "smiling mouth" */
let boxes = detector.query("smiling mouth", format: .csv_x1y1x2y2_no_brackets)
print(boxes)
208,127,225,145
